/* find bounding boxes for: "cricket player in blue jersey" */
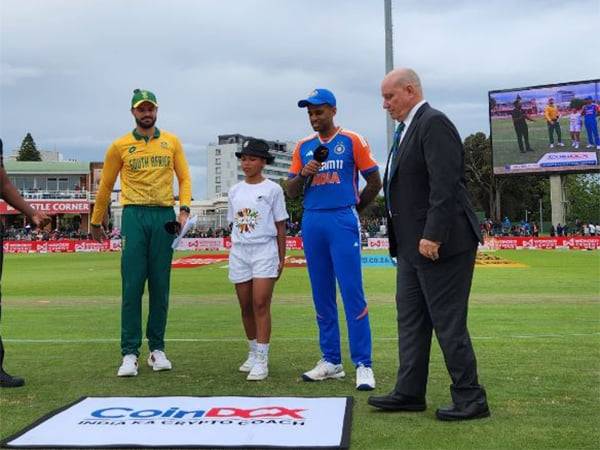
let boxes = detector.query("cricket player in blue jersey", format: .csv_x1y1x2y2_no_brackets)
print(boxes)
286,88,382,390
582,97,600,150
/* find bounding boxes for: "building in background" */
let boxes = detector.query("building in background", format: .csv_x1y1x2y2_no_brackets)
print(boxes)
206,134,294,199
7,149,66,162
1,161,92,232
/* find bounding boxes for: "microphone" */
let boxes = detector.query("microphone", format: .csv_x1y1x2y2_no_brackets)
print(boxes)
314,144,329,163
305,145,329,189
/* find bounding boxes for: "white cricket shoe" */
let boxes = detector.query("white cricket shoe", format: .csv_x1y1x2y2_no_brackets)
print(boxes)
117,354,138,377
586,144,593,148
239,351,258,373
558,142,565,147
302,359,345,381
247,354,268,381
356,364,376,391
549,144,554,149
147,350,172,371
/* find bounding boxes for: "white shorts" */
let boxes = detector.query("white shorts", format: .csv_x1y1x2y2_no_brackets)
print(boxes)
228,239,279,284
570,125,581,132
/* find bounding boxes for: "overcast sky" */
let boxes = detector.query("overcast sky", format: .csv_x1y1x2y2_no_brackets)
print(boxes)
1,0,598,199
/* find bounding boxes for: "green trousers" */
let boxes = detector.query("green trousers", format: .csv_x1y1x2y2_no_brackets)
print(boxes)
120,205,176,356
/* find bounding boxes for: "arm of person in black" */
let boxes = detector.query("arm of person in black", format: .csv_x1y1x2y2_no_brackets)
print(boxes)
0,167,50,227
420,114,463,260
356,170,382,214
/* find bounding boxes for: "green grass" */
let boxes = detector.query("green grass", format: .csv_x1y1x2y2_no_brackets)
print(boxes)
491,116,600,167
0,249,599,449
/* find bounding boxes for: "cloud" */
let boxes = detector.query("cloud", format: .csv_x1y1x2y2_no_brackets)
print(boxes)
1,0,597,199
0,64,44,86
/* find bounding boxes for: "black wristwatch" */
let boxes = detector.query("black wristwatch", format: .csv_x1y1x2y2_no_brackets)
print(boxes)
180,205,191,214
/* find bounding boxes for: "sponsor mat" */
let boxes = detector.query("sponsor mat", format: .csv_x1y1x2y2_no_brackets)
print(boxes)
172,254,229,269
2,396,352,449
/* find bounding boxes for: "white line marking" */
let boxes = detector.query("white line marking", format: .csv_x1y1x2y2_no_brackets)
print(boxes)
4,332,599,344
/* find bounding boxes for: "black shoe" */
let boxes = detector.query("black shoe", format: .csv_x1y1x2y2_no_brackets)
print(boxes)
435,402,490,421
526,147,535,152
0,371,25,388
367,392,426,411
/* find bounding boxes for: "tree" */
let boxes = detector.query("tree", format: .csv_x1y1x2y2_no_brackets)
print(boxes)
463,132,506,220
358,195,386,219
463,132,550,223
569,98,587,110
17,133,42,161
565,174,600,224
279,179,303,224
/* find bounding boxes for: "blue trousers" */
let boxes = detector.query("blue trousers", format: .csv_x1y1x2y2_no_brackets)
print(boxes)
584,118,599,146
302,207,372,367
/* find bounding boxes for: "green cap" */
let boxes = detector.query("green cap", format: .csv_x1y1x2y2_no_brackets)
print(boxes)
131,89,158,108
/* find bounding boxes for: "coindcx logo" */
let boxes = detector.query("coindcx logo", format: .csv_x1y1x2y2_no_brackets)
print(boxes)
90,406,305,420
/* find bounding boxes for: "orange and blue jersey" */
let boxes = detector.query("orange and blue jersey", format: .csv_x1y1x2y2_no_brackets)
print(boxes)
288,128,379,210
290,127,378,368
582,102,600,146
582,102,599,119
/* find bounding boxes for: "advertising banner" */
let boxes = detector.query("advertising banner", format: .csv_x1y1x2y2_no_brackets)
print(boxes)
366,238,389,249
175,238,224,251
0,200,90,215
2,396,352,449
2,240,116,253
366,237,600,251
4,237,598,254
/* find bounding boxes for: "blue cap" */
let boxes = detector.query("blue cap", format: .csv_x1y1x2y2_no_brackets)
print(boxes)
297,88,336,108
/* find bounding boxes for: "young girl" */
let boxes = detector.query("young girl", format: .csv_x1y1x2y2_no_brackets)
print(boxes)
569,107,582,149
227,138,288,381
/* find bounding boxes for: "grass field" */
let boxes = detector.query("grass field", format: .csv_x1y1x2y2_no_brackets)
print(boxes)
490,116,600,167
0,249,599,449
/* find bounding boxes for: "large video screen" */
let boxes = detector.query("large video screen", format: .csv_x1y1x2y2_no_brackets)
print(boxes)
489,79,600,175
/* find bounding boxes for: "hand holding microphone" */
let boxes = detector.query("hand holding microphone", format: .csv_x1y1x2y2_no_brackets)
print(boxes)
301,145,329,187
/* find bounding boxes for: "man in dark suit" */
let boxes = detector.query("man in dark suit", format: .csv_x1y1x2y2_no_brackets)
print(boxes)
367,69,490,421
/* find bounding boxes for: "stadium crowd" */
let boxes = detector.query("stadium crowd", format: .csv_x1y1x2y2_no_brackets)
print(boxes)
479,217,597,237
1,217,596,241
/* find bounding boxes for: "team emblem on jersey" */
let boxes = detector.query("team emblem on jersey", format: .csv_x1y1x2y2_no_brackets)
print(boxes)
128,146,136,153
243,140,249,148
235,208,260,234
334,142,345,155
160,141,169,149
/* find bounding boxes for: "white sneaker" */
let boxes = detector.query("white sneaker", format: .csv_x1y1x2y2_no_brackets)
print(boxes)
147,350,172,371
356,364,375,391
117,354,138,377
302,359,345,381
586,144,593,148
558,142,565,147
247,354,268,381
549,144,554,149
596,145,600,150
239,351,257,373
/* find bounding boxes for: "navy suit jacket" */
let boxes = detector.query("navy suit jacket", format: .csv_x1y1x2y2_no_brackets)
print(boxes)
383,103,482,263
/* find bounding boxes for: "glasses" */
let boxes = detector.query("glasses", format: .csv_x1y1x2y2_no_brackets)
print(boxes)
164,221,181,235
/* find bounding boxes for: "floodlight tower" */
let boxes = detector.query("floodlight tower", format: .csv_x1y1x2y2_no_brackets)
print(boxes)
384,0,395,150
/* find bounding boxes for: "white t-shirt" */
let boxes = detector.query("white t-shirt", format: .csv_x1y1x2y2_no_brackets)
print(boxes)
569,113,582,131
227,179,289,244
